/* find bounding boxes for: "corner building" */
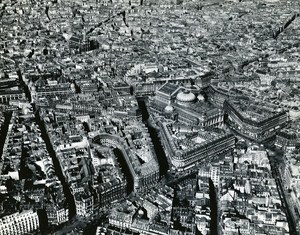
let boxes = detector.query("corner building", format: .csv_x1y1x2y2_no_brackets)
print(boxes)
224,100,288,142
93,133,159,193
159,122,235,172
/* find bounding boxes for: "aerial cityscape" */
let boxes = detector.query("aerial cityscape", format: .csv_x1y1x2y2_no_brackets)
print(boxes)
0,0,300,234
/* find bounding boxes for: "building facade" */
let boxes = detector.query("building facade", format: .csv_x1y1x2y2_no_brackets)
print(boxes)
150,83,224,128
159,122,236,172
93,133,159,193
0,210,39,235
224,100,288,142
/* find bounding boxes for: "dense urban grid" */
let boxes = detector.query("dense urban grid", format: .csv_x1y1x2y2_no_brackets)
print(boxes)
0,0,300,234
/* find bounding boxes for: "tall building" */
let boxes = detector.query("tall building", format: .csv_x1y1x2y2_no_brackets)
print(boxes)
75,192,94,217
0,210,39,235
95,178,127,208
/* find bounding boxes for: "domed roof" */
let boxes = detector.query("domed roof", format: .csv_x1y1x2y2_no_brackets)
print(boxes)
176,90,196,103
35,77,46,87
138,209,144,215
164,105,174,113
197,94,205,101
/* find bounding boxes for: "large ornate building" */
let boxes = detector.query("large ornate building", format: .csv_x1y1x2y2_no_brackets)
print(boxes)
149,82,224,128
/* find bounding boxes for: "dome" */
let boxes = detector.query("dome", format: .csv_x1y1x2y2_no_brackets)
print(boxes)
197,94,205,101
23,107,30,115
164,105,174,113
176,90,196,103
35,77,46,87
138,209,144,216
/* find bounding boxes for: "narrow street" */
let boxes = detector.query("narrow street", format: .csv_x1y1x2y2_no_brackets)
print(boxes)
33,106,76,220
18,68,76,223
0,111,12,158
137,98,169,177
268,149,298,235
273,166,298,235
113,148,134,195
209,179,218,235
226,120,298,234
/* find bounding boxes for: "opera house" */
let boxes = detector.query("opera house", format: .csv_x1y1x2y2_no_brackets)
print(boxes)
149,82,224,128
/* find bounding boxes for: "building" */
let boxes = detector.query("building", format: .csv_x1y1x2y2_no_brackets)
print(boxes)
0,89,26,103
150,82,224,127
224,99,288,142
75,192,94,217
0,77,25,103
199,163,220,187
219,144,289,235
90,145,127,209
30,76,75,101
46,206,69,225
275,129,300,150
207,84,249,108
283,154,300,189
93,133,159,193
109,201,136,230
159,122,235,172
0,210,39,235
95,178,127,208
